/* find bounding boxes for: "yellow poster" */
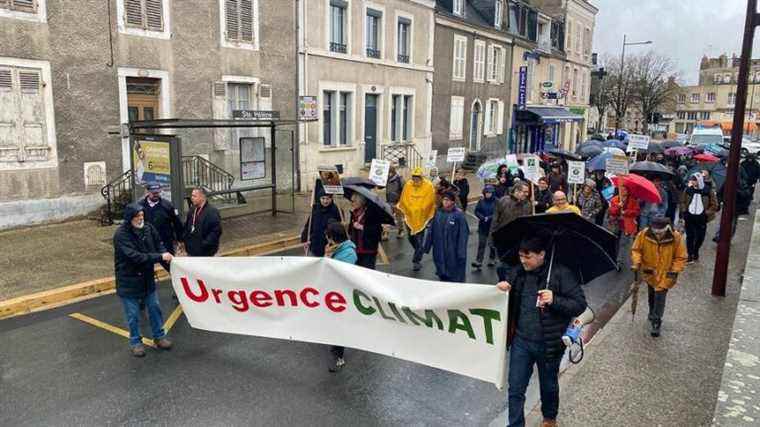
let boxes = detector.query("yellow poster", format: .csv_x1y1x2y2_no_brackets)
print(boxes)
133,140,171,185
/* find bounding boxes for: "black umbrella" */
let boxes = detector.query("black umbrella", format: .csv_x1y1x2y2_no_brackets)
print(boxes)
576,142,604,159
342,184,395,225
546,148,583,161
589,134,607,142
342,177,378,188
661,140,682,149
688,162,727,191
644,143,665,154
492,213,618,284
629,161,675,180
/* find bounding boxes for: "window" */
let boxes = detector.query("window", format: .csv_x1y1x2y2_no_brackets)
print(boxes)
453,0,464,16
550,21,565,51
1,0,37,14
548,64,556,86
677,94,686,104
580,71,586,102
687,112,698,121
724,73,732,83
0,63,55,165
366,9,382,58
584,28,591,58
473,40,486,83
700,111,710,120
575,25,581,55
488,45,505,83
397,17,411,63
330,0,347,53
322,90,353,146
117,0,171,39
227,83,253,113
572,68,579,99
453,35,467,81
690,93,700,103
391,94,413,142
508,3,519,34
484,99,504,136
527,10,537,41
713,74,722,84
449,96,465,140
706,92,716,103
728,92,736,106
566,20,572,52
0,0,46,22
494,1,503,29
677,111,686,120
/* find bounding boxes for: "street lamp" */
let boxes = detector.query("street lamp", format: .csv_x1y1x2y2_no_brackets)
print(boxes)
614,35,653,137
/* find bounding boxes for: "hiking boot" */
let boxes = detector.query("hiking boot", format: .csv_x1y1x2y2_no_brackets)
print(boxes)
328,357,346,373
650,321,661,338
155,338,173,350
413,262,422,272
542,419,558,427
131,345,146,358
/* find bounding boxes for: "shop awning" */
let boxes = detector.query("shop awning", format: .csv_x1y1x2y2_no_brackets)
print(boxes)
699,120,757,133
515,107,584,124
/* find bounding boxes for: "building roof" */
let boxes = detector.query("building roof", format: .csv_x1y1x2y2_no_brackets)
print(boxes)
436,0,495,29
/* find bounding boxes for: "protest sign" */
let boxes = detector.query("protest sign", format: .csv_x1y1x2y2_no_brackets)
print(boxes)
567,161,586,185
369,159,391,187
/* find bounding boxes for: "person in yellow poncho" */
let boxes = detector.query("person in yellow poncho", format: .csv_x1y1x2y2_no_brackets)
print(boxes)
397,167,437,272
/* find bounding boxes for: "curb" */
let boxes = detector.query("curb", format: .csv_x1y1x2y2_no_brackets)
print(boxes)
0,234,302,320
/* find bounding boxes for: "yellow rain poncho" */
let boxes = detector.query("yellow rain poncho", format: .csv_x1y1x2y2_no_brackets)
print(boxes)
397,173,437,235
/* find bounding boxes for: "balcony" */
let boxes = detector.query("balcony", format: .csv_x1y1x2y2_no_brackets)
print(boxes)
330,42,347,54
366,48,381,59
537,38,552,53
397,54,410,64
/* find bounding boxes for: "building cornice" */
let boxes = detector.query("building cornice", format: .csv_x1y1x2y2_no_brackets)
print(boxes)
435,14,514,44
572,0,599,15
409,0,436,9
306,48,435,73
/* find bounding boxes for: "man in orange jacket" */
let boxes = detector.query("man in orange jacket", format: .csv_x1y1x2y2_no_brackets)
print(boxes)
631,216,688,337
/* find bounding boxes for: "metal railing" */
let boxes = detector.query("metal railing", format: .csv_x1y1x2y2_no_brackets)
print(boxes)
330,42,347,53
381,142,423,170
366,48,381,58
100,170,133,225
181,156,241,205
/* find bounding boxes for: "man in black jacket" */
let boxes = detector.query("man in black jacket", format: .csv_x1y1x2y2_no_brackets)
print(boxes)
497,236,587,427
301,191,342,256
184,188,222,256
139,183,184,270
114,203,174,357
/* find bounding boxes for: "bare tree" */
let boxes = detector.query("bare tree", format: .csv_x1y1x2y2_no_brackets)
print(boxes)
631,52,680,130
605,56,639,133
590,54,616,132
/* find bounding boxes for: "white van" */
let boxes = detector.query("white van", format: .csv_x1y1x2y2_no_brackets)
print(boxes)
688,126,725,146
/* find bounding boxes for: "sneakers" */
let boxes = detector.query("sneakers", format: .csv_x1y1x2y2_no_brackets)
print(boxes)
686,255,695,265
471,261,483,269
155,338,173,350
131,344,146,358
329,357,346,373
413,262,422,272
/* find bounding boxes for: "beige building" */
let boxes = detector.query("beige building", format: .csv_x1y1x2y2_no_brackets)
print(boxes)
297,0,435,188
671,54,760,137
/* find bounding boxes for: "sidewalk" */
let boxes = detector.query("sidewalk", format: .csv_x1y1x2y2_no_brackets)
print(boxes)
538,211,755,426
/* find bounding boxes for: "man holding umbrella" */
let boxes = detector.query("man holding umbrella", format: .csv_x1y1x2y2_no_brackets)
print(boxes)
631,216,687,337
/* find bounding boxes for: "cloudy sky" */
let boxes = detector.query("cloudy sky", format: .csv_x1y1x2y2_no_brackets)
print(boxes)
591,0,760,85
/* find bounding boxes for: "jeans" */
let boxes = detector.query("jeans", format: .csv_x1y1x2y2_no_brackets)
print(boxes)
508,336,561,426
647,286,668,325
330,345,344,359
408,228,426,264
120,290,166,347
476,230,496,263
684,212,707,259
617,232,634,266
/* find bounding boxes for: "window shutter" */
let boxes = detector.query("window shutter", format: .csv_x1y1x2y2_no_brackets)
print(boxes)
225,0,240,41
499,48,506,83
213,81,227,98
497,101,504,134
240,0,254,42
11,0,36,13
484,102,492,134
487,46,495,82
124,0,144,27
18,70,40,94
145,0,164,31
0,69,11,91
0,0,10,9
212,82,229,150
259,84,272,110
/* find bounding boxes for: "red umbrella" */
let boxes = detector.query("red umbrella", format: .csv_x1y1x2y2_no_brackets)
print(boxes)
611,173,662,204
694,153,720,163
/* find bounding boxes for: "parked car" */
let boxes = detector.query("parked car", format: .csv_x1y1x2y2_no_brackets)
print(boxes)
688,126,725,147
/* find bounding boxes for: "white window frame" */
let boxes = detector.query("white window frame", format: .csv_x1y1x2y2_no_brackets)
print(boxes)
494,1,503,29
222,75,260,114
485,98,500,136
117,67,172,171
394,12,414,65
117,0,172,40
452,35,467,82
473,40,486,83
0,56,57,170
580,70,586,103
706,92,716,103
548,64,556,86
453,0,464,16
387,86,415,144
0,0,47,23
319,81,357,147
363,3,386,60
728,92,736,106
449,96,465,140
219,0,260,50
690,93,700,104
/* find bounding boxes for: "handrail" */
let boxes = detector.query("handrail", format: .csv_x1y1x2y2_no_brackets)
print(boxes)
100,170,133,225
181,156,239,204
381,142,423,170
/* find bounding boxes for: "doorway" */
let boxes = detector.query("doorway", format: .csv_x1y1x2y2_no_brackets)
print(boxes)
126,77,161,122
364,94,378,163
469,100,482,151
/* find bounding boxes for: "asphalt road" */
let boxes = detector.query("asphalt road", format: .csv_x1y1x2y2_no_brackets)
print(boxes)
0,211,632,426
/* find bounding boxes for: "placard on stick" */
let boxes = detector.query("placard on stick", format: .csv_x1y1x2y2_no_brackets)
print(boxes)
567,161,586,185
369,159,391,187
318,165,343,194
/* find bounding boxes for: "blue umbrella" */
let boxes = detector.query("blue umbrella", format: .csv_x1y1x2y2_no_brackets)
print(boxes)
576,141,604,159
587,152,617,172
604,139,627,150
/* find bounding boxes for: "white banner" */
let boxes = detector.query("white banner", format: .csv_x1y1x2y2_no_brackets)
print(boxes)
447,147,466,163
171,257,508,388
567,160,586,185
369,159,391,187
627,134,650,152
523,155,542,184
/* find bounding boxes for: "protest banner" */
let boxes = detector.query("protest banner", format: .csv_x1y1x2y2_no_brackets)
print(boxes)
523,155,542,184
605,155,630,176
318,166,343,194
567,161,586,185
627,134,650,152
369,159,391,187
171,257,508,388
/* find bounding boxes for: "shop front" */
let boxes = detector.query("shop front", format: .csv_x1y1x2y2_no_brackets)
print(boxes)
510,106,584,154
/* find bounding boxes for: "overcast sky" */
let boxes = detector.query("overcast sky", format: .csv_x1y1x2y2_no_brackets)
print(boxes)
590,0,760,85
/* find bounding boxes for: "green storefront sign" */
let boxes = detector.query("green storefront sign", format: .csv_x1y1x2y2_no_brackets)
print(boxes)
569,106,586,116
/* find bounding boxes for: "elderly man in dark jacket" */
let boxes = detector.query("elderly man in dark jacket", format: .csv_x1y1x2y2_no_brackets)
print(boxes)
139,182,183,270
184,188,222,256
114,203,174,357
497,235,587,427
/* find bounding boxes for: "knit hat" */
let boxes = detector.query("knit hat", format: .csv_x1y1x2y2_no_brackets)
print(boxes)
483,184,495,194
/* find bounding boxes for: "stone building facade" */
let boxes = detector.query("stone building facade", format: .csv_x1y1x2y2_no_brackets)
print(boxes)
0,0,296,229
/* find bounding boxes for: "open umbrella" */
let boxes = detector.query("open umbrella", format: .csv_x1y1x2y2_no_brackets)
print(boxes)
342,184,395,225
576,141,605,159
694,153,720,163
688,162,727,191
492,213,618,284
589,134,607,142
546,148,582,161
476,158,506,181
664,146,693,157
611,173,662,204
629,161,675,180
342,177,378,189
586,152,616,172
661,140,682,149
603,146,626,156
643,143,665,154
604,140,627,151
697,144,729,158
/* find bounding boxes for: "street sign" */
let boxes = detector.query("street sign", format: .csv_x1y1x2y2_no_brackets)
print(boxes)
518,66,528,109
232,110,281,120
605,155,630,176
425,150,438,168
627,134,650,152
369,159,391,187
447,147,466,163
523,155,542,184
298,96,318,121
567,161,586,185
541,81,554,88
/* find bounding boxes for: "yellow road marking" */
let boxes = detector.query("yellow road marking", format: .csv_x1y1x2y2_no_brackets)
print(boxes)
69,312,156,348
163,305,184,332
